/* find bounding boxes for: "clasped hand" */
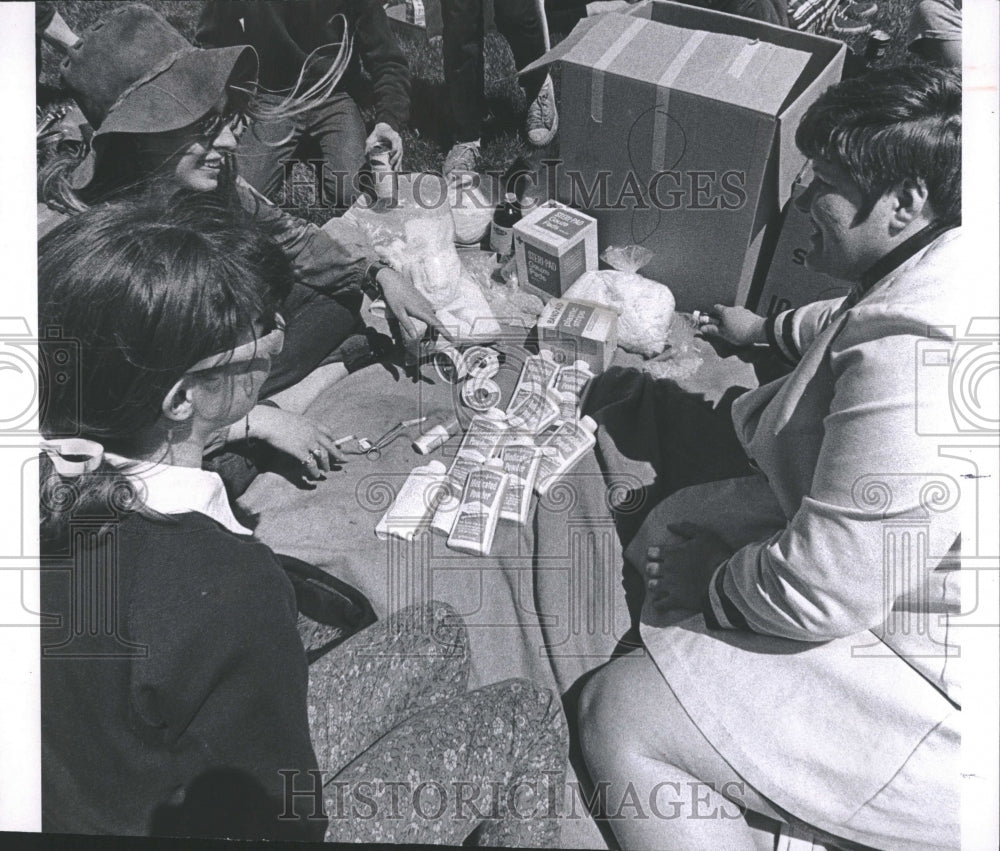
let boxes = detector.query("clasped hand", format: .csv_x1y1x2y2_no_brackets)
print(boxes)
644,522,732,612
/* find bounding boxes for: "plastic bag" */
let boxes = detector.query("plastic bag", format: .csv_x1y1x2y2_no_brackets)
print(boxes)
447,175,493,246
397,216,502,341
562,245,675,358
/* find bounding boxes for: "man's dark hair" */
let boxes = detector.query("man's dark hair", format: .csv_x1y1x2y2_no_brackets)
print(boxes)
796,64,961,222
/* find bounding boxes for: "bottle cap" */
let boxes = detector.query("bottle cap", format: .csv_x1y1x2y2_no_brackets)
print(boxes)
580,415,597,432
504,192,517,203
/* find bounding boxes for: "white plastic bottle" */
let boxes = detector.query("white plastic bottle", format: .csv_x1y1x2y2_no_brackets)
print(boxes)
498,440,543,525
456,408,510,459
431,450,487,536
447,458,509,555
376,460,449,541
534,416,598,496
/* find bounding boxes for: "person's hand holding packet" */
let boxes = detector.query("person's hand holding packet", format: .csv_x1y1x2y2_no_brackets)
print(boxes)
693,305,767,348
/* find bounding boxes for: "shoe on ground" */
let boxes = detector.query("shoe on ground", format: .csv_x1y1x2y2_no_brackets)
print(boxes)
526,75,558,147
831,12,872,34
443,141,482,179
843,1,878,18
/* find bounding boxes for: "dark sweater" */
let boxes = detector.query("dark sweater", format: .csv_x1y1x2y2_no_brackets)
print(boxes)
196,0,411,131
41,511,325,840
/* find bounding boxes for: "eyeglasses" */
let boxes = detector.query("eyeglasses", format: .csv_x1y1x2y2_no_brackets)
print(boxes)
194,106,249,141
187,314,286,374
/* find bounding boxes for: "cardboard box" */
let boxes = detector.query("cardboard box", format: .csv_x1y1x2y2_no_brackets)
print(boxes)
536,297,618,373
750,163,852,316
513,201,599,297
521,0,845,311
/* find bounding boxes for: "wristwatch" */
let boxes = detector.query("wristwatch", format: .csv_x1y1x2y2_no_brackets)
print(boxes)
362,260,391,300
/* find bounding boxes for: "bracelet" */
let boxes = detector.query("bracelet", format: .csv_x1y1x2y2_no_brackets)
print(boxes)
362,260,391,300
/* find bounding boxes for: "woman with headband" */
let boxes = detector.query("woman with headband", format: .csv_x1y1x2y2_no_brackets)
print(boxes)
39,196,566,844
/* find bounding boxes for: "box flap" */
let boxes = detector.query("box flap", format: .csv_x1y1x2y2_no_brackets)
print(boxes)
523,9,811,117
519,13,608,76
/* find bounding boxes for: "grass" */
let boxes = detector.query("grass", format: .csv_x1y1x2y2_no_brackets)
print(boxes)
41,0,918,222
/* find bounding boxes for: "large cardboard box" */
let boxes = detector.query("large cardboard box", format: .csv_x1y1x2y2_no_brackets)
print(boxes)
522,0,845,311
750,163,852,316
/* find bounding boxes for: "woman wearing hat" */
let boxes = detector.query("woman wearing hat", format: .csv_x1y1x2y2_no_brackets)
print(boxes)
38,3,446,491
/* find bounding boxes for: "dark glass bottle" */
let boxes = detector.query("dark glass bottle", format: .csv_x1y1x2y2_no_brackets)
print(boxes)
490,192,521,259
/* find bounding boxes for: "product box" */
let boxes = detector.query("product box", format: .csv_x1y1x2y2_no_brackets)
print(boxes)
513,201,599,297
520,0,846,311
536,297,618,373
750,163,852,316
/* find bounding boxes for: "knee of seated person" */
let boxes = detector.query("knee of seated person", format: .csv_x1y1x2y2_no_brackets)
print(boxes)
481,679,565,727
579,655,658,756
390,600,468,655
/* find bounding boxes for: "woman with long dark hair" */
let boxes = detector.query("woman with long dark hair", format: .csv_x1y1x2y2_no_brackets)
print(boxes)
38,3,446,492
39,197,567,843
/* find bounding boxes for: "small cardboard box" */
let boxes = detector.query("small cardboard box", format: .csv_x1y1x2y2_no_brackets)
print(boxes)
750,163,852,316
521,0,845,311
513,202,599,297
536,297,618,373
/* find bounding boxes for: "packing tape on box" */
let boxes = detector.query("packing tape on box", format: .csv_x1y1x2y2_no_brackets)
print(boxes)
727,39,762,80
590,18,647,124
652,30,705,172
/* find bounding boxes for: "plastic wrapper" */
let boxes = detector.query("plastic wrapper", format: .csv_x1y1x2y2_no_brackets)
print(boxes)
639,313,703,381
562,245,675,358
447,175,493,246
382,215,502,341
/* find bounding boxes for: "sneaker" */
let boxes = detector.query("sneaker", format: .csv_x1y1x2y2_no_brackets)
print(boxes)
443,141,482,179
526,75,559,147
831,12,872,34
843,1,878,17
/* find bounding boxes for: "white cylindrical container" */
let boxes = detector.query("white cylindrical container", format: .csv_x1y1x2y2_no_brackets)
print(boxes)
375,460,449,541
412,417,461,455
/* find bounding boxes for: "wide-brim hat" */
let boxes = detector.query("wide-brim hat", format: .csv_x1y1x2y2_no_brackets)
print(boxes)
59,4,258,190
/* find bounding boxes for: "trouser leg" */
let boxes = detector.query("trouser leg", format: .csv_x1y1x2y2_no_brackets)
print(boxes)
260,284,362,398
325,679,567,847
494,0,549,104
442,0,487,142
308,92,369,210
307,602,470,773
237,93,301,201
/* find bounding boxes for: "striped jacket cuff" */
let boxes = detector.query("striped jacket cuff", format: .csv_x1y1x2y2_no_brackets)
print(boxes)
703,561,756,632
764,310,801,366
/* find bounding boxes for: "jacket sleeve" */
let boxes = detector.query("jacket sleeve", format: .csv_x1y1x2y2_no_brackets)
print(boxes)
352,0,411,130
129,535,326,840
763,294,850,366
237,178,378,294
703,313,962,641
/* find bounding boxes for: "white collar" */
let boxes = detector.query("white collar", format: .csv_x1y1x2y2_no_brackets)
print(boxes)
106,454,253,536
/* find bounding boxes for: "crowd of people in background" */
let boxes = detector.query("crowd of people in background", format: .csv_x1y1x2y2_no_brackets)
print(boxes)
34,2,971,849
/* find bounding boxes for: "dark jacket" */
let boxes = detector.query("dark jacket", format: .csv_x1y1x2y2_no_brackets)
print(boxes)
41,511,326,840
196,0,411,131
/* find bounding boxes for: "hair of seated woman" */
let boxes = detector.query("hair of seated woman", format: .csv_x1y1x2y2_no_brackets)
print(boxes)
38,194,292,546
